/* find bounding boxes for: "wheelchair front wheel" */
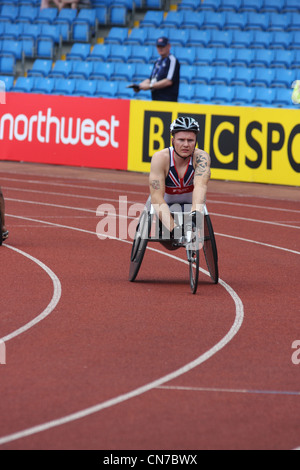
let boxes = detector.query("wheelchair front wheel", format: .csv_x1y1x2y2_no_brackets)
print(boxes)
0,213,3,247
187,226,200,294
129,210,151,282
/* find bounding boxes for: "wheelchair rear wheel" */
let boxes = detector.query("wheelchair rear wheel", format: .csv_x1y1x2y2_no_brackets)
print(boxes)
129,210,151,282
203,214,218,284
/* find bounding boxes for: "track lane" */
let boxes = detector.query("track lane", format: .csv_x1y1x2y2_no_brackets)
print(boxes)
0,165,299,449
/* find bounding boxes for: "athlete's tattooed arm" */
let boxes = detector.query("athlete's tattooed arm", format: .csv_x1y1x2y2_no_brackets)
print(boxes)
192,150,211,212
150,179,161,190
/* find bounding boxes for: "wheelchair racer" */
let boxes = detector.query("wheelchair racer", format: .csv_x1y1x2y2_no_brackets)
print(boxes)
148,116,211,241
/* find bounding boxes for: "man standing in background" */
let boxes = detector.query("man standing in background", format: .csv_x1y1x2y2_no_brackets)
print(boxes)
135,36,180,102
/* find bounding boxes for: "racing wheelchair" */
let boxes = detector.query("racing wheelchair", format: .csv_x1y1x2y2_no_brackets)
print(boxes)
129,201,218,294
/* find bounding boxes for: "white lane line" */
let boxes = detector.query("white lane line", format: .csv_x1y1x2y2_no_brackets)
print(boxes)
5,198,300,230
210,212,300,230
157,385,300,396
0,245,62,343
0,215,244,446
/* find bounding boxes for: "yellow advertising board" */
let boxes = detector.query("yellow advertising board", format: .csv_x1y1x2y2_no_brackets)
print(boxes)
128,100,300,186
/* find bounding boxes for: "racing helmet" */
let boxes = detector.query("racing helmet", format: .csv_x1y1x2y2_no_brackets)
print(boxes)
170,117,200,135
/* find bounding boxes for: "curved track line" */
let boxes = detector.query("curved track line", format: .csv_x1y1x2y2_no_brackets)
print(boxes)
0,214,244,446
0,245,62,343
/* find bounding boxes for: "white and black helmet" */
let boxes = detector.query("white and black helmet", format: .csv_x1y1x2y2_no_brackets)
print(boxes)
170,117,200,135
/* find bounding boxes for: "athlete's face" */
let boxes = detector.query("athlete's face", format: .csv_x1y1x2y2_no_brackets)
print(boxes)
172,131,197,157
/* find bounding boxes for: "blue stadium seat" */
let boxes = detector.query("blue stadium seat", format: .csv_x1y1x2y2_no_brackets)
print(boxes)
110,6,128,26
35,8,58,24
49,60,72,78
239,0,263,12
2,39,23,60
38,24,61,46
0,5,19,22
194,47,215,66
72,23,90,43
179,65,196,84
54,78,76,95
74,8,97,31
95,6,108,26
69,61,93,79
231,48,256,67
73,79,97,97
86,44,111,61
211,85,235,104
127,44,153,63
208,30,232,48
211,65,235,85
177,0,204,11
270,31,292,49
139,10,164,28
104,27,129,44
13,76,35,93
224,11,247,30
167,28,190,46
0,56,15,75
202,11,225,30
145,0,165,9
268,12,291,31
18,6,39,23
178,83,195,102
95,80,118,98
124,28,148,45
182,11,204,29
107,44,132,62
291,50,300,69
111,62,136,81
282,0,300,13
250,30,273,48
27,58,53,77
190,65,215,85
132,62,152,81
286,13,300,32
261,0,285,13
273,88,293,107
211,47,236,66
232,86,255,106
271,49,295,69
89,61,115,80
32,77,55,94
251,48,275,67
252,87,276,106
19,23,41,43
173,45,196,65
219,0,243,12
66,43,91,61
193,84,214,103
231,66,256,86
161,11,184,29
271,68,296,88
116,81,136,98
231,30,253,48
36,39,54,59
251,67,276,87
246,12,270,30
2,22,24,40
291,31,300,50
187,30,211,47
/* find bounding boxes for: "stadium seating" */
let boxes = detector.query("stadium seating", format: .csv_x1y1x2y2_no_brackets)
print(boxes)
0,0,298,108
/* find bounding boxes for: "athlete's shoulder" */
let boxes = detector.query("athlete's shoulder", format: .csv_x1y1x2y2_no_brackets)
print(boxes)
151,148,170,169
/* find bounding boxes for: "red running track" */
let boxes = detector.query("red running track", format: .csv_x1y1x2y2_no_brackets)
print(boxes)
0,162,299,450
